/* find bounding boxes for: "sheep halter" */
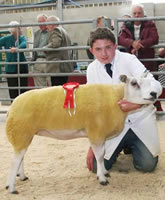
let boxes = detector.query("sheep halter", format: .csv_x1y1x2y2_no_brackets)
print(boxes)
63,82,80,117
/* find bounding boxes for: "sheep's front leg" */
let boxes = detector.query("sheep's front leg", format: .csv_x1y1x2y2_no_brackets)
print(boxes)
91,143,109,185
6,149,27,194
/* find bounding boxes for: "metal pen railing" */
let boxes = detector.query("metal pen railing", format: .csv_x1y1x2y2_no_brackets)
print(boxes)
0,16,165,115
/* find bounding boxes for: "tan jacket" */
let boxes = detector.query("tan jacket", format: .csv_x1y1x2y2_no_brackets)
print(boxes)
44,26,73,73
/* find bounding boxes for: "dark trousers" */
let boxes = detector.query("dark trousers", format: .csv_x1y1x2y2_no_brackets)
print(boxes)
93,129,158,173
51,76,68,86
7,73,28,101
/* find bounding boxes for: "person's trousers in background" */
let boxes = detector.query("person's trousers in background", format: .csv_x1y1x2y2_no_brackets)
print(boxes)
6,65,28,101
51,76,68,86
33,58,51,87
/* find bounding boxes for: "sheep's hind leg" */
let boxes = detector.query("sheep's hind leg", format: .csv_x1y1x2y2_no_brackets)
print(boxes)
17,159,29,181
91,144,110,185
6,149,27,194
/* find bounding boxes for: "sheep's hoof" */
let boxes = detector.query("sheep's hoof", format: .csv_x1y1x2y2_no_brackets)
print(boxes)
17,174,29,181
6,186,19,194
105,173,111,178
22,177,29,181
11,191,19,194
100,180,109,186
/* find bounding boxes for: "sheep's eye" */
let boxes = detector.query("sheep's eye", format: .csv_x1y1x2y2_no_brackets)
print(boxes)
131,81,137,86
131,80,140,88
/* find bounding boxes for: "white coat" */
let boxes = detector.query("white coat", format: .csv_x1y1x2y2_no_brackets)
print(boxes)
87,49,162,159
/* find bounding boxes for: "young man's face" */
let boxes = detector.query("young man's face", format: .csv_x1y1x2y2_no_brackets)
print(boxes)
90,39,117,64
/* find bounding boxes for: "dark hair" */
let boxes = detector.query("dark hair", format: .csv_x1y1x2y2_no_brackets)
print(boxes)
89,27,116,47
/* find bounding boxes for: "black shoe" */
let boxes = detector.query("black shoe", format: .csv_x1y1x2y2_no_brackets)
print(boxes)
123,147,132,155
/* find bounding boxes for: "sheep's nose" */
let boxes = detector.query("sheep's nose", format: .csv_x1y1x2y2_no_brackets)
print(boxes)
150,92,157,99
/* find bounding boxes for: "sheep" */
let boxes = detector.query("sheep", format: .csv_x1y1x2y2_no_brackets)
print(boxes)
5,74,159,194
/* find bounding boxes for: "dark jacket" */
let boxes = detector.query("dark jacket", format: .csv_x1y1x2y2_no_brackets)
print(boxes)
0,34,28,73
118,20,159,72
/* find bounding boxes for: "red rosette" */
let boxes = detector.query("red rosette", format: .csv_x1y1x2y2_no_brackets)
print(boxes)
63,82,79,109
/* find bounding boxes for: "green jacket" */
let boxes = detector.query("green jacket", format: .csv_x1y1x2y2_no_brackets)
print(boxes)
0,34,28,73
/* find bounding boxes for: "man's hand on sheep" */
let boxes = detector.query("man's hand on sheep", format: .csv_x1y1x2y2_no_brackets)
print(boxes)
118,100,142,112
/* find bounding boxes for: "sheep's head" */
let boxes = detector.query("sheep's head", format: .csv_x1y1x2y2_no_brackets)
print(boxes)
119,74,160,104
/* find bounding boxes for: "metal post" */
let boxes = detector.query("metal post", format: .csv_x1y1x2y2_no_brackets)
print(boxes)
102,18,112,28
57,0,63,21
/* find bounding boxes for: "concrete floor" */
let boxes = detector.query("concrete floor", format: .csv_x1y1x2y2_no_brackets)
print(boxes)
0,81,11,105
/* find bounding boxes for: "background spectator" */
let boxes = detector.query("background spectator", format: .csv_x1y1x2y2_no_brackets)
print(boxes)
119,14,131,52
44,15,73,86
0,21,28,102
157,47,165,99
33,14,50,87
118,4,162,111
158,47,165,59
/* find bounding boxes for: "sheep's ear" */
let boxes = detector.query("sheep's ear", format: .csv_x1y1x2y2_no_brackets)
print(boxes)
119,75,127,83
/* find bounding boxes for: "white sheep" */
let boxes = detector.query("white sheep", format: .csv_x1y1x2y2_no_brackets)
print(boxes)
5,74,159,194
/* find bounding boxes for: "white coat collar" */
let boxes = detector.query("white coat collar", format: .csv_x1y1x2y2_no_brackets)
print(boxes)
95,50,120,84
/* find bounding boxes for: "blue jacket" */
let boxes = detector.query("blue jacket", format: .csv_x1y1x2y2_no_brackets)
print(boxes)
0,34,28,73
